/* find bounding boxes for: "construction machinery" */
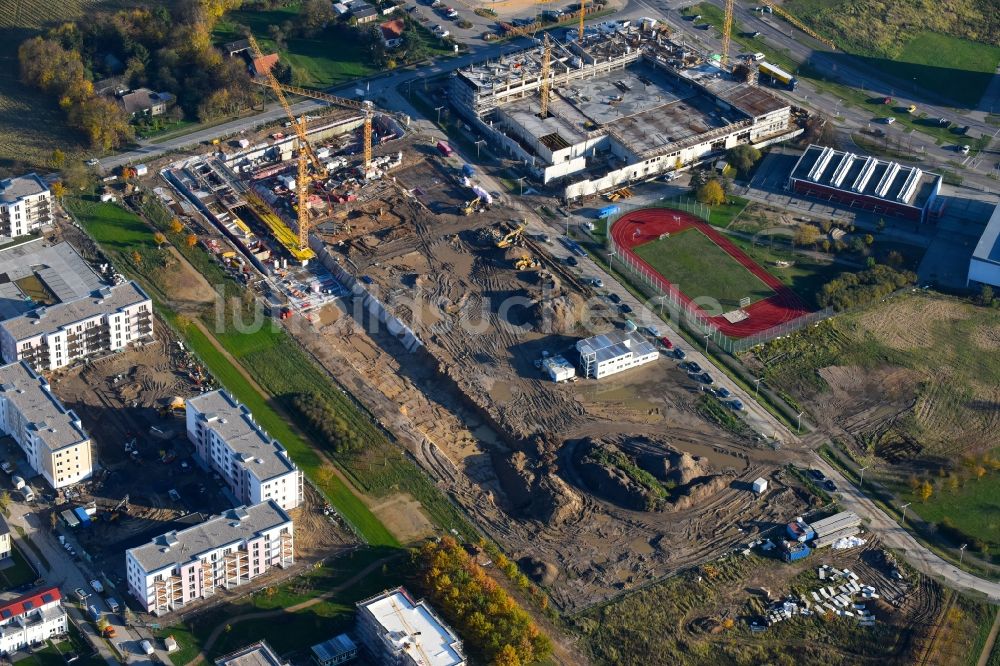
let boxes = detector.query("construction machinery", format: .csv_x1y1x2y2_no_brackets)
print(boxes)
389,597,432,666
496,220,527,248
760,0,836,49
721,0,733,69
460,197,481,216
247,35,326,253
578,0,586,41
539,33,552,118
514,255,540,270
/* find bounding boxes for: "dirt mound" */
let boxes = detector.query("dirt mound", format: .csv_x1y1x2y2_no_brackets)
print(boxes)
493,448,583,525
668,475,731,511
577,444,654,511
671,451,711,486
531,291,586,335
520,556,560,586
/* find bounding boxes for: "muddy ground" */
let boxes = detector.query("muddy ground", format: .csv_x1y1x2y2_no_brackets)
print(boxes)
282,167,813,611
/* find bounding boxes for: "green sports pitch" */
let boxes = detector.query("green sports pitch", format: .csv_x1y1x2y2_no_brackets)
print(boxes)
632,228,774,308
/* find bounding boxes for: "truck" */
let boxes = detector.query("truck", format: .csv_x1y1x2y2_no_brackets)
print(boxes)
757,61,797,90
436,141,454,157
106,598,120,614
88,605,101,622
598,204,620,218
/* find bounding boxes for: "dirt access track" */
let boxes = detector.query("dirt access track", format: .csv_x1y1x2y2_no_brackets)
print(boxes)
289,174,814,612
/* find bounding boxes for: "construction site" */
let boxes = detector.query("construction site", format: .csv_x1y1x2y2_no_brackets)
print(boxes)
450,23,803,200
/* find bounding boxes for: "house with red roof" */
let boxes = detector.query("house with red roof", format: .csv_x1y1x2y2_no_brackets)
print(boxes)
0,587,67,655
379,19,405,48
251,53,280,77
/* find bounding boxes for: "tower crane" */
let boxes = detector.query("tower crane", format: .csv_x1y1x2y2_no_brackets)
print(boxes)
247,35,326,251
578,0,586,41
760,0,836,50
539,33,552,118
390,597,432,666
721,0,733,69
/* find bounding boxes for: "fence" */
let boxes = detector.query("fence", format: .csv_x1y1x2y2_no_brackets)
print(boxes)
605,202,834,354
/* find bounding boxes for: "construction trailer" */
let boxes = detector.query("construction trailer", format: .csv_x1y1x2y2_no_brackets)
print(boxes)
781,540,811,562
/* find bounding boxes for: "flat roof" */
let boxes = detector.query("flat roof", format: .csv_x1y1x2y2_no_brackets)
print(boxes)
358,588,464,666
127,501,291,574
576,330,656,363
0,240,104,320
0,280,149,343
187,390,297,483
215,642,287,666
972,202,1000,265
310,634,358,661
790,144,941,210
0,361,89,452
810,511,860,533
0,174,47,203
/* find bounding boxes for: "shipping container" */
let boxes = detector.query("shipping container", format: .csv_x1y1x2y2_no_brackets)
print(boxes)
598,205,620,218
436,141,454,157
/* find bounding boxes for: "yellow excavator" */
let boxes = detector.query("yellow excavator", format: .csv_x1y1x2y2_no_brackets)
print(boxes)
514,255,539,270
460,197,481,216
496,221,527,248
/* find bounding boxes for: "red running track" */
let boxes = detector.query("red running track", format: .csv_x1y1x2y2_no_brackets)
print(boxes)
610,208,813,338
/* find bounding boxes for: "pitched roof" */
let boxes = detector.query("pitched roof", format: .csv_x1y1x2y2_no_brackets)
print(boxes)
252,53,280,76
120,88,174,114
380,18,405,40
0,587,61,621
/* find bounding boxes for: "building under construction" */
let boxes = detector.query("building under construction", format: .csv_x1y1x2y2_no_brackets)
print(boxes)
450,22,801,200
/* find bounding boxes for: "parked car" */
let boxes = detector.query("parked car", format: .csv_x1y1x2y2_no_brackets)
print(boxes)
106,598,120,614
673,347,686,360
700,372,714,385
74,588,89,603
85,158,100,166
885,117,896,125
645,325,660,337
590,277,604,288
659,336,673,349
686,361,702,374
565,256,578,266
960,144,970,155
824,480,838,492
11,475,24,490
729,399,744,411
88,605,100,622
809,469,825,481
90,579,104,594
0,462,12,474
140,641,155,656
607,293,622,304
716,387,731,399
618,303,632,314
22,488,34,502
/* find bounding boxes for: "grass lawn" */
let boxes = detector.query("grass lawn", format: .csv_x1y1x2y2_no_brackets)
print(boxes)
726,234,845,309
214,6,377,88
897,469,1000,554
633,228,774,308
0,546,38,588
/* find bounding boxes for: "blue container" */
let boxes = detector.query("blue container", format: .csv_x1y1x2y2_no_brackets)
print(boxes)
462,164,475,178
599,205,620,218
74,507,91,526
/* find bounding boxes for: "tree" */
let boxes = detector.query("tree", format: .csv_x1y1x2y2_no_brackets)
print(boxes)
50,181,66,199
492,645,522,666
864,233,874,246
49,511,58,529
131,250,142,265
70,96,134,150
794,224,820,247
153,232,167,246
170,218,184,233
696,179,725,206
186,233,198,247
886,250,904,268
947,474,960,493
974,465,987,481
0,491,9,515
725,144,761,175
917,479,933,502
298,0,335,37
51,149,65,168
979,284,994,307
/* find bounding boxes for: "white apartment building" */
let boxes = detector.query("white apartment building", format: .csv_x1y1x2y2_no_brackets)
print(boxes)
126,501,294,615
186,390,303,511
0,516,10,560
576,330,659,379
0,587,67,655
0,281,153,372
0,361,92,488
0,174,52,241
356,587,465,666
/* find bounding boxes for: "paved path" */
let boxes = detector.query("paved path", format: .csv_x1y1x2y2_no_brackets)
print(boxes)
977,607,1000,666
182,555,401,666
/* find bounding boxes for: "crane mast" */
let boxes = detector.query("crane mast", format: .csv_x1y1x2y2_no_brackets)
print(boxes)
539,34,552,118
721,0,733,69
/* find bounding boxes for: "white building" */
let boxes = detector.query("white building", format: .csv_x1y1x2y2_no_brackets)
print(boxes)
186,390,303,511
0,361,92,489
0,587,67,655
0,281,153,372
576,330,658,379
0,174,52,241
215,641,288,666
969,202,1000,289
126,502,294,615
542,355,576,382
356,587,465,666
0,516,10,560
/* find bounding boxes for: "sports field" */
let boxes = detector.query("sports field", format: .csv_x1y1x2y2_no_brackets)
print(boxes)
611,208,813,337
633,229,774,309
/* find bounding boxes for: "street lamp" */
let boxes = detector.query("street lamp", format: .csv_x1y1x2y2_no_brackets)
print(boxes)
796,410,804,433
434,105,444,123
858,465,868,488
703,332,710,352
516,176,527,195
475,139,486,158
753,377,763,397
959,543,968,566
900,502,911,525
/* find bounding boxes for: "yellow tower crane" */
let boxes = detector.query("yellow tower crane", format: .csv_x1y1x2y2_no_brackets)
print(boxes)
539,33,552,118
721,0,733,69
578,0,586,41
247,35,327,251
760,0,836,50
390,598,432,666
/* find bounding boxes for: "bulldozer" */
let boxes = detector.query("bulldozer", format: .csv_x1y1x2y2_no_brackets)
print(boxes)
513,255,539,270
159,396,185,418
495,220,527,249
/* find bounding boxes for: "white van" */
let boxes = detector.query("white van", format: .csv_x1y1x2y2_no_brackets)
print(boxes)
140,640,154,656
752,52,765,61
11,475,24,490
22,488,34,502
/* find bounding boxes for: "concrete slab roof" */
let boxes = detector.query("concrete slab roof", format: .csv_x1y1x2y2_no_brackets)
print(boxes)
0,361,89,452
972,202,1000,265
0,174,47,203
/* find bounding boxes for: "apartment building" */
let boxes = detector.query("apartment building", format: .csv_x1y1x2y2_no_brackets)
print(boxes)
0,174,52,241
186,390,303,511
356,587,465,666
125,501,294,615
0,516,10,560
0,587,67,655
215,642,288,666
0,281,153,372
0,361,92,488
